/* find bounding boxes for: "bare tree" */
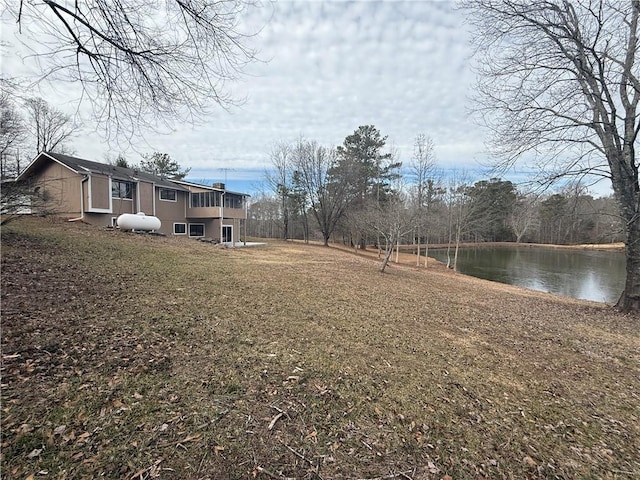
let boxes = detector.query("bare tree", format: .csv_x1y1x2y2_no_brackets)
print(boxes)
465,0,640,312
292,139,349,246
443,173,474,272
409,134,437,266
247,192,282,238
24,98,78,154
509,192,540,243
361,195,417,273
0,177,55,225
0,88,26,178
266,142,293,240
10,1,263,139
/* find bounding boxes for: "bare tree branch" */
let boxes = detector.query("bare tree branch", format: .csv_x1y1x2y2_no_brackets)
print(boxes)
24,97,79,153
464,0,640,311
11,0,265,140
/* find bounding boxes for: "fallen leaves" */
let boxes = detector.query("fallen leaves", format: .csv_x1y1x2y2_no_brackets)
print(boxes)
2,218,639,480
130,457,164,480
53,425,66,436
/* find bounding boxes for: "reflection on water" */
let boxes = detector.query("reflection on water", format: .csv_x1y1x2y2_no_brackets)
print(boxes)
429,246,625,304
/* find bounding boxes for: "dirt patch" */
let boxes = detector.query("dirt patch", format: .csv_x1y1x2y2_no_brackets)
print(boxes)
2,218,639,479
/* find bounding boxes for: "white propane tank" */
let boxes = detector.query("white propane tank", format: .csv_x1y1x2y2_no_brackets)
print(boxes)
116,212,161,231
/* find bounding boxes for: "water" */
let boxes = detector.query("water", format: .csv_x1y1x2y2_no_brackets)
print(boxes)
428,246,625,304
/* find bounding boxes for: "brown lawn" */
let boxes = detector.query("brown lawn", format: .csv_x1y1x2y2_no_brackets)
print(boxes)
1,217,638,479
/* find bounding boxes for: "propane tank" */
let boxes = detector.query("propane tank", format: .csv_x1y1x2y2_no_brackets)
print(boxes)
116,212,161,231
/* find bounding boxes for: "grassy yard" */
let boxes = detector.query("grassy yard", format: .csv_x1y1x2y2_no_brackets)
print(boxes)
1,218,639,479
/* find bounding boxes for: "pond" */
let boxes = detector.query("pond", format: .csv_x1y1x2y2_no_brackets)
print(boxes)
428,246,625,304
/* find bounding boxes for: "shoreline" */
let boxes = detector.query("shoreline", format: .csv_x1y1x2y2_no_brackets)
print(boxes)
397,241,625,252
283,237,625,253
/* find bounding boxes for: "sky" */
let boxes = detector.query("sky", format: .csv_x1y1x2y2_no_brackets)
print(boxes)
1,0,613,197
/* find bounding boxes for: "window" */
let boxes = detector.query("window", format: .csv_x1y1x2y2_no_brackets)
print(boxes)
189,223,205,237
111,217,118,227
112,180,133,199
190,191,222,208
224,193,243,209
159,188,177,201
173,223,187,235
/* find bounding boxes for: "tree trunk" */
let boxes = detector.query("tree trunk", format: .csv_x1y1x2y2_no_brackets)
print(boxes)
323,233,330,246
380,242,394,273
302,212,309,244
283,213,288,240
454,223,461,272
616,217,640,312
608,141,640,312
424,234,429,268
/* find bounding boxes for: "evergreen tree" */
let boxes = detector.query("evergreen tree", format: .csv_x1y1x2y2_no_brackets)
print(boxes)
140,152,190,180
333,125,401,248
335,125,401,207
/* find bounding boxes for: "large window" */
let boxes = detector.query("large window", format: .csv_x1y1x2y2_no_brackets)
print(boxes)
112,180,133,199
159,188,177,201
224,193,244,209
173,223,187,235
190,191,222,208
188,223,205,237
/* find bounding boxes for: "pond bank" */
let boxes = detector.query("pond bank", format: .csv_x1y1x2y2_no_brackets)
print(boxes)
397,241,625,252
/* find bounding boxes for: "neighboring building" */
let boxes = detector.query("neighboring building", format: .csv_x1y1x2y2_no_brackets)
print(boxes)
15,152,249,241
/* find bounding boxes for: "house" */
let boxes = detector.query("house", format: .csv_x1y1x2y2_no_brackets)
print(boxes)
15,152,249,241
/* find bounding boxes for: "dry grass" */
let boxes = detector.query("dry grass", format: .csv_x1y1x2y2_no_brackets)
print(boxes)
2,217,639,479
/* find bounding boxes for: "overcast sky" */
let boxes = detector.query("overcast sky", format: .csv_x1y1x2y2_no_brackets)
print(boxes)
1,0,612,196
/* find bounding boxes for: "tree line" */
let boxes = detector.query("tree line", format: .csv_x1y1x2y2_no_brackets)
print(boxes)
249,126,623,271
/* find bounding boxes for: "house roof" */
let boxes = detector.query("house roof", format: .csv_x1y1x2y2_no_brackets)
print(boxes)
19,152,189,191
19,152,251,196
170,179,250,197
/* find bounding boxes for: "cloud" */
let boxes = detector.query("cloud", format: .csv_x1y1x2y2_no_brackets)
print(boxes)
3,1,491,189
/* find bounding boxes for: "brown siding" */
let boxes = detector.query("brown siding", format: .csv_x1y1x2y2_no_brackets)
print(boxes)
187,219,216,238
222,218,241,243
154,190,188,235
222,207,245,219
83,212,114,227
35,161,82,216
186,206,223,218
89,175,110,211
138,182,154,214
112,197,134,216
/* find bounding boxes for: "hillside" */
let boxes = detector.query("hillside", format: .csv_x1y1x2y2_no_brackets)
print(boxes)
2,218,639,479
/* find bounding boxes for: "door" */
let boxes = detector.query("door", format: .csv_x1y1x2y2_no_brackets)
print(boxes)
222,225,232,243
